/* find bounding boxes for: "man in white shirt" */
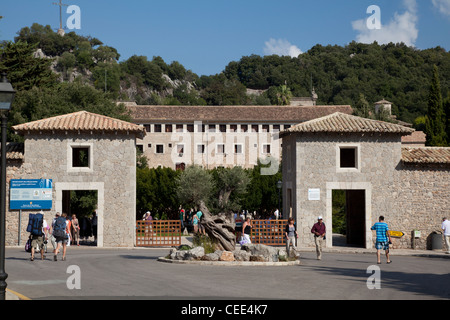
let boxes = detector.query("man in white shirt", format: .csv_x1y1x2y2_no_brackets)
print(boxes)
441,217,450,254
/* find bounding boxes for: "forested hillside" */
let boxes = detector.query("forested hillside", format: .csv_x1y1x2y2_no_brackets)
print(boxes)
1,23,450,132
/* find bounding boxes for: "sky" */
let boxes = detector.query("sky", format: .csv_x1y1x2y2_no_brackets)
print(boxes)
0,0,449,76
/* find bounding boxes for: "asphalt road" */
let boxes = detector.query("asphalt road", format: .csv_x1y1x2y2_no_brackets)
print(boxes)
3,246,449,301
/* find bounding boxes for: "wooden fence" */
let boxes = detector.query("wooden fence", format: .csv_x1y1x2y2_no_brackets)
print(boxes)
136,219,288,247
249,219,287,246
136,220,181,247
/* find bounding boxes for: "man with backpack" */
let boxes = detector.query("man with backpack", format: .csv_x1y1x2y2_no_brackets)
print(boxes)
27,211,48,261
52,212,69,261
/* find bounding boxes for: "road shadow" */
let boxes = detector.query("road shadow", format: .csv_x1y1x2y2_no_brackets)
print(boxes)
304,264,450,299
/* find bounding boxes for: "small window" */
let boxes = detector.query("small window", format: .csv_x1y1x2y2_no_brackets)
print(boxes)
197,144,205,154
154,124,162,133
187,124,194,133
252,125,259,133
176,124,184,133
165,124,173,133
209,124,216,133
230,125,237,132
177,144,184,154
262,144,271,154
262,125,269,132
219,124,226,133
136,145,144,153
144,124,151,132
241,125,248,133
72,147,90,168
273,125,280,132
217,144,225,154
156,145,164,154
234,144,243,154
340,147,357,168
197,124,205,133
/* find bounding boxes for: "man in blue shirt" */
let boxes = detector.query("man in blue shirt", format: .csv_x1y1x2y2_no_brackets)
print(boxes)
371,216,392,264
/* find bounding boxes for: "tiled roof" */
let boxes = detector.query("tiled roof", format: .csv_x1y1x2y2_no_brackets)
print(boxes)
0,143,24,160
12,111,146,137
401,147,450,164
128,105,353,123
281,112,415,136
401,131,426,144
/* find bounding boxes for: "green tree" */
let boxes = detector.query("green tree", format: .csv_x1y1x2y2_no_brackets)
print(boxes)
241,159,282,216
425,66,447,146
176,165,215,209
266,84,292,105
210,166,250,213
0,40,57,92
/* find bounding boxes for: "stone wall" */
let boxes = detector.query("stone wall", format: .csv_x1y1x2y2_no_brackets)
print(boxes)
392,164,449,250
5,132,137,248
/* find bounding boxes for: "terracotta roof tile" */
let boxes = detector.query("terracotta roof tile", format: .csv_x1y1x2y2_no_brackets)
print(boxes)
0,142,24,160
401,131,427,144
12,111,146,137
128,105,353,123
401,147,450,164
281,112,415,136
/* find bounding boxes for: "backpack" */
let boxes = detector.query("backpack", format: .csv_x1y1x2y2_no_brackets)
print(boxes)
27,213,44,237
53,216,67,239
25,237,32,253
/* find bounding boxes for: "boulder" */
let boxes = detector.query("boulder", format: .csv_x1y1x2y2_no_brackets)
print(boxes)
184,246,205,261
219,251,235,262
241,243,280,262
233,249,251,262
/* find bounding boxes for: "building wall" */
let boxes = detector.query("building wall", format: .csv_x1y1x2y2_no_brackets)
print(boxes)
5,132,137,248
393,164,449,250
137,123,288,170
285,133,450,250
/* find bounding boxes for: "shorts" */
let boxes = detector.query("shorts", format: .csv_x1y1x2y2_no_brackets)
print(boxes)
55,236,69,244
31,236,44,250
375,241,389,251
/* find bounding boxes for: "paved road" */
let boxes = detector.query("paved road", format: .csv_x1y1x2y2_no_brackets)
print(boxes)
3,246,449,301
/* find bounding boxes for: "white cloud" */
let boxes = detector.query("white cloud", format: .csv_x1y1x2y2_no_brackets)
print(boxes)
352,0,419,47
263,38,302,58
432,0,450,16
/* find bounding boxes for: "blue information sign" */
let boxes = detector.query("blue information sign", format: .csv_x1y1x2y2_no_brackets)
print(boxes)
10,179,53,210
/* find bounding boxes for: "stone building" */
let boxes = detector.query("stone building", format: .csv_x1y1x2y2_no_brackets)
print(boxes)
129,105,353,170
5,111,145,248
280,112,450,250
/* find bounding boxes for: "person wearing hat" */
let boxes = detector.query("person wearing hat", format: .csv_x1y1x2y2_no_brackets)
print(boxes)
311,216,326,260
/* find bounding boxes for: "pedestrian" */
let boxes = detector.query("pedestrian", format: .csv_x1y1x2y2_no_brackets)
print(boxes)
235,212,243,242
196,209,205,235
179,208,185,232
311,216,326,260
192,211,199,234
371,216,392,264
91,210,98,243
285,217,298,254
242,217,252,244
71,214,80,246
49,212,60,251
30,213,48,261
53,212,69,261
441,217,450,254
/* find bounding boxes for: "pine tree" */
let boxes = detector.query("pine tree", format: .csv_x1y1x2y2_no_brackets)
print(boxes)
425,66,447,146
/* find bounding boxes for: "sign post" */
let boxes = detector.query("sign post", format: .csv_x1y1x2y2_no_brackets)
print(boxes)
10,179,53,210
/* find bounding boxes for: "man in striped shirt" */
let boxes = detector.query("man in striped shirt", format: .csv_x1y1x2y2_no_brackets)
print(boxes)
371,216,392,264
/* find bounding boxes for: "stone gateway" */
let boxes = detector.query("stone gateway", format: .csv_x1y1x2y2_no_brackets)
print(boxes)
280,112,450,250
4,111,145,248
